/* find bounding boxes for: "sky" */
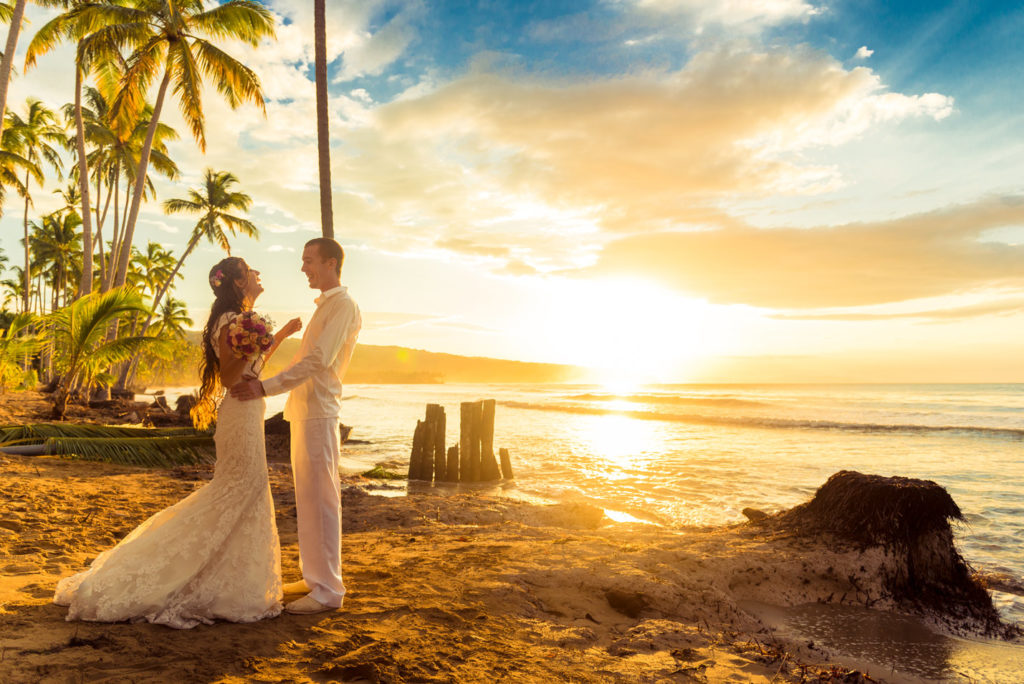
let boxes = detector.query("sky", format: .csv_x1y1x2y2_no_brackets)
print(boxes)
6,0,1024,383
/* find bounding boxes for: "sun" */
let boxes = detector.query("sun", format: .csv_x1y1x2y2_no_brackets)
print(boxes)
539,277,714,386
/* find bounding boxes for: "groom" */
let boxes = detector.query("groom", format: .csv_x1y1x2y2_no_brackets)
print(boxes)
231,237,361,615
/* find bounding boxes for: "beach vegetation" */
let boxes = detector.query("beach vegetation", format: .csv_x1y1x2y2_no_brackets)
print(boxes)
47,286,170,419
0,1,277,421
0,311,41,392
0,421,214,466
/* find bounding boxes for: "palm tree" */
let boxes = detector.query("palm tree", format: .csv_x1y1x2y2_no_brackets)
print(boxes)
70,0,275,289
314,0,333,238
31,209,82,311
1,265,26,310
0,0,29,143
152,168,256,324
25,0,141,298
3,100,61,311
64,88,180,290
48,286,169,419
149,296,191,340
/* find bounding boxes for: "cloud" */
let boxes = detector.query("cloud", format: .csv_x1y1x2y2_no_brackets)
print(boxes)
578,195,1024,308
855,46,874,59
363,311,499,334
372,45,953,241
630,0,821,28
772,298,1024,322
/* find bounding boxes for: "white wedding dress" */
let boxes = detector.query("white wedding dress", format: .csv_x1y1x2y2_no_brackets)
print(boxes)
54,313,283,628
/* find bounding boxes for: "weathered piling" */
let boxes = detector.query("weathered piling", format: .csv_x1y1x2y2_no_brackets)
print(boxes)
445,445,460,482
427,404,446,482
411,399,513,484
499,448,514,480
419,420,435,481
459,403,472,482
468,401,482,481
480,399,501,481
407,420,426,480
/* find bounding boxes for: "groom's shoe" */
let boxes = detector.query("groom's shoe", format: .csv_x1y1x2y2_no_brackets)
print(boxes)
284,594,336,615
282,579,311,594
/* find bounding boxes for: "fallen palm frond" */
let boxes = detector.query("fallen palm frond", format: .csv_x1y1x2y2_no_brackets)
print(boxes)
0,422,214,467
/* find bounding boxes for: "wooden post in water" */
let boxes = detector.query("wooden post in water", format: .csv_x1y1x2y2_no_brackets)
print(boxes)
469,400,482,481
480,399,500,481
446,445,460,482
428,404,446,482
419,419,435,481
459,403,473,481
408,420,425,480
500,448,514,480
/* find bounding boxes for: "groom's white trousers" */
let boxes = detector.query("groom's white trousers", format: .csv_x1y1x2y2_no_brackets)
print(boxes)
290,417,345,607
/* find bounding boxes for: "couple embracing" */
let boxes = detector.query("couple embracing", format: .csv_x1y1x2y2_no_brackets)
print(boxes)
53,238,361,628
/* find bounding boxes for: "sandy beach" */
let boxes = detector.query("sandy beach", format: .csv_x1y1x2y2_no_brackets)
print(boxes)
0,450,865,683
1,392,1021,683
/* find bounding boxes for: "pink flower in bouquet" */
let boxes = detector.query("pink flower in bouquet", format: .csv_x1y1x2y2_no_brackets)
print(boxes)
226,311,275,361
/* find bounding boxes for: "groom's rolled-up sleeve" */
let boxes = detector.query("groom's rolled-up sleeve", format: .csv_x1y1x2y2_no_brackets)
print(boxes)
261,299,358,397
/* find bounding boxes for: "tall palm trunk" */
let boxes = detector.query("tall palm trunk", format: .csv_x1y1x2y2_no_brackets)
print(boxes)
103,172,122,292
22,170,30,313
74,67,95,298
314,0,333,238
114,67,172,287
0,0,27,142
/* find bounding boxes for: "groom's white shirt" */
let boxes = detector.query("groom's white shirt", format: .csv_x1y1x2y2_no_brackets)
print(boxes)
261,286,361,421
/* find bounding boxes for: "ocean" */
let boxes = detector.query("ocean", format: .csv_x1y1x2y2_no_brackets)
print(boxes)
315,382,1024,628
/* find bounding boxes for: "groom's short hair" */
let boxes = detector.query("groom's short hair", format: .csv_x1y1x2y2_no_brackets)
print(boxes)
305,237,344,276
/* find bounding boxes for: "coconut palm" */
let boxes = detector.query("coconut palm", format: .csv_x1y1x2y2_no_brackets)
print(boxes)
48,286,169,419
72,89,180,290
3,100,62,311
31,209,82,311
25,0,143,298
0,0,29,142
62,0,275,289
149,296,191,341
1,265,26,310
314,0,333,238
151,168,256,326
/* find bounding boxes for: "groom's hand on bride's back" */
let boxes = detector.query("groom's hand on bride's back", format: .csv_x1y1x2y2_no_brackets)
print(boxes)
230,378,265,401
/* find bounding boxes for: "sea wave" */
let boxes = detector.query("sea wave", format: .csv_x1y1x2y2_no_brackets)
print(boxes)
500,401,1024,439
565,393,767,408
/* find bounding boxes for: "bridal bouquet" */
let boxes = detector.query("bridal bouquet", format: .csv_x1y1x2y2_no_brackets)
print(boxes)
226,311,275,361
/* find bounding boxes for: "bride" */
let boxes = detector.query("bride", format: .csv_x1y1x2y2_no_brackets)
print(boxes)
54,257,301,629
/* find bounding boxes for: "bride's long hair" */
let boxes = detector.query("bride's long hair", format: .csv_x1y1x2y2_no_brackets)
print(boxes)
192,257,249,429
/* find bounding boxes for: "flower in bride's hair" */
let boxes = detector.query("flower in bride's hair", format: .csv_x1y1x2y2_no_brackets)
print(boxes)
210,269,225,289
226,311,275,361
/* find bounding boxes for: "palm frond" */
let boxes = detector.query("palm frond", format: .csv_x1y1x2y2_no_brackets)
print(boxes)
191,38,265,114
0,422,214,467
189,1,276,46
169,40,206,149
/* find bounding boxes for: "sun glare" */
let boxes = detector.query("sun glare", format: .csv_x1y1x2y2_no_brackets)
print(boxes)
540,277,716,385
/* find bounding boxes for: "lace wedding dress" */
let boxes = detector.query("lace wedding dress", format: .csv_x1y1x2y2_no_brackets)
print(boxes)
54,312,283,628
